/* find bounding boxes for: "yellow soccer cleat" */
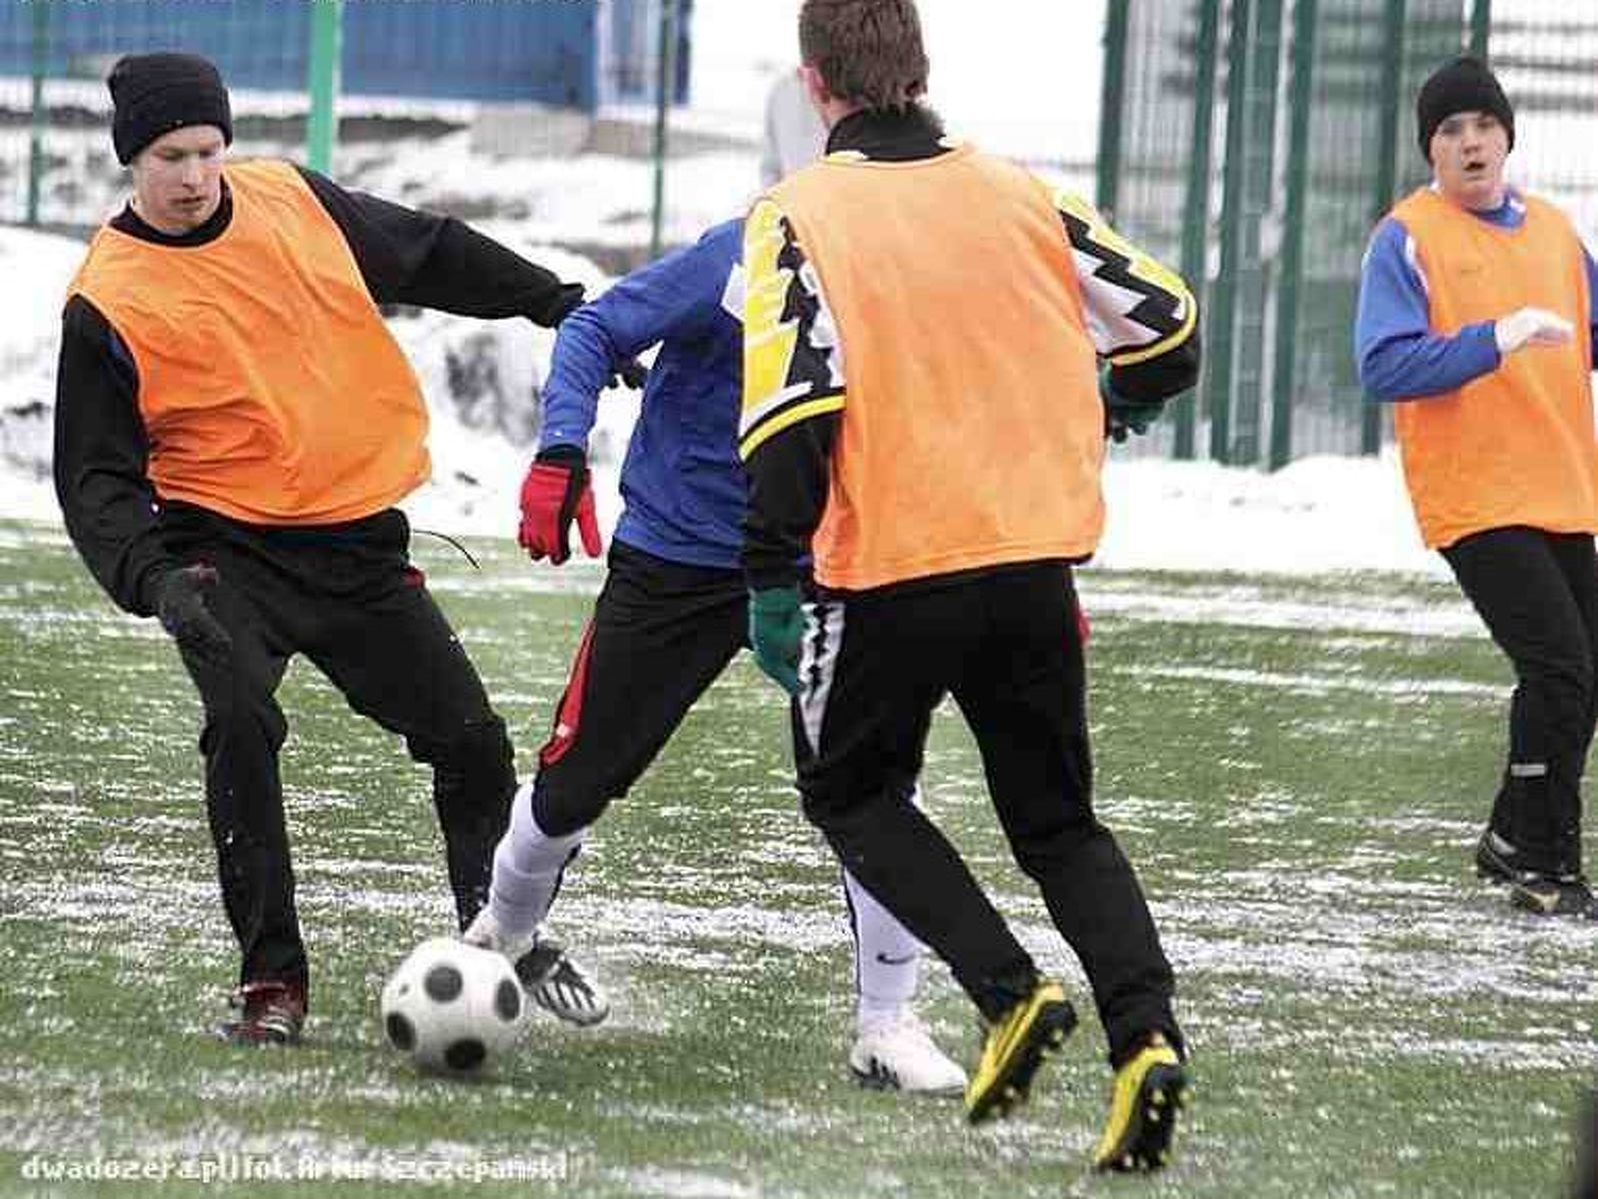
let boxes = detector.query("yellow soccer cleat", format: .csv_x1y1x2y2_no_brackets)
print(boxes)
1092,1032,1190,1173
964,979,1077,1124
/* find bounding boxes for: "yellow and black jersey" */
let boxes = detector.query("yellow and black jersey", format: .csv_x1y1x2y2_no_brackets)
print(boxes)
739,107,1199,592
740,194,848,462
1052,189,1198,386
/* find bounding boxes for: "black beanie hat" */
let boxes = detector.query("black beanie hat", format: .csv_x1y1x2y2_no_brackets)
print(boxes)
108,52,233,165
1416,55,1514,161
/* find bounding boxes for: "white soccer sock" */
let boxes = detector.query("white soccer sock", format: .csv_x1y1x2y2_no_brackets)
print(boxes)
486,782,588,943
845,866,924,1032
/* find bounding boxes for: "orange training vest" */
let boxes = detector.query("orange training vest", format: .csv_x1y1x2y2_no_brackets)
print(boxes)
768,146,1106,590
1388,187,1598,549
68,159,429,526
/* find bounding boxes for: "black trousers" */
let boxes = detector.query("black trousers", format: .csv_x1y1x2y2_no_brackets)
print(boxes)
162,506,515,988
791,560,1179,1064
532,541,749,836
1442,526,1598,874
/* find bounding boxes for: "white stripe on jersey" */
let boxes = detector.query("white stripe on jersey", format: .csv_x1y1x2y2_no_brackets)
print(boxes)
798,598,844,756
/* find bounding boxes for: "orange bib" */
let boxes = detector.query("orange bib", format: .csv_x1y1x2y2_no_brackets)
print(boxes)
69,160,428,525
769,147,1105,589
1388,188,1598,548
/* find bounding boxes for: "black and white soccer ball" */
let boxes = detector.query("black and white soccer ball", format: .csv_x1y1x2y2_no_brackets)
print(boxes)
380,937,525,1073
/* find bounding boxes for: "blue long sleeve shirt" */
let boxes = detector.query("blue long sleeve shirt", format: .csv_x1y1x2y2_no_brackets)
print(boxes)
539,219,747,569
1355,189,1598,401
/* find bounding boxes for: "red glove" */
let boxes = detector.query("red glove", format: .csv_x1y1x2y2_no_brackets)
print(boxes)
517,447,602,565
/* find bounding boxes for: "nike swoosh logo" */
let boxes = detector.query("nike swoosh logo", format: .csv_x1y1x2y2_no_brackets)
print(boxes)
875,952,917,966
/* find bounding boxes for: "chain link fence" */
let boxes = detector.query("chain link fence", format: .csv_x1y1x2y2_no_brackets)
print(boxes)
0,0,692,233
1101,0,1598,467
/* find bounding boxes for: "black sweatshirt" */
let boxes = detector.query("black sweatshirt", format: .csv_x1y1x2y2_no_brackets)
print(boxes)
54,164,582,616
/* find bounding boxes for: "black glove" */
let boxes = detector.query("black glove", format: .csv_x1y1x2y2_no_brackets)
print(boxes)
549,283,587,325
1103,384,1166,444
549,286,646,390
153,564,232,668
611,357,649,390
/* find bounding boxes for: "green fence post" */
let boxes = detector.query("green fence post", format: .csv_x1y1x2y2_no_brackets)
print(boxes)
1096,0,1129,223
1207,0,1254,465
1469,0,1491,57
1270,0,1317,471
306,0,343,174
1228,0,1282,468
1362,0,1406,457
26,0,49,228
1174,0,1222,462
649,0,678,260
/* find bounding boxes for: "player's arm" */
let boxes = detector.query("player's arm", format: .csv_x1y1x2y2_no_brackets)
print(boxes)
1052,188,1201,402
541,223,736,452
738,197,843,590
518,225,742,566
296,166,583,326
1355,217,1499,400
52,295,178,615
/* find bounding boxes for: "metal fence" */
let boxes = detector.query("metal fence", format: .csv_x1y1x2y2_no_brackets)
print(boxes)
1100,0,1598,468
0,0,690,229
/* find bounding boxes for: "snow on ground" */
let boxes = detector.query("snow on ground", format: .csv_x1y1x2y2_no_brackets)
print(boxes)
1096,453,1445,579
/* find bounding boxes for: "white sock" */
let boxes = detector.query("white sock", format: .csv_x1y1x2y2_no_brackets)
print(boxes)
845,867,924,1033
486,782,588,943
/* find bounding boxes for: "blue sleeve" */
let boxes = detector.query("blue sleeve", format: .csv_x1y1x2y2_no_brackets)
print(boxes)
1354,217,1501,402
1584,244,1598,363
539,227,734,451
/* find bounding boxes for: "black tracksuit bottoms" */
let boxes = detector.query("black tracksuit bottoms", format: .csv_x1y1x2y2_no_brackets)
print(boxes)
163,507,515,989
1441,525,1598,875
530,541,750,836
789,559,1180,1065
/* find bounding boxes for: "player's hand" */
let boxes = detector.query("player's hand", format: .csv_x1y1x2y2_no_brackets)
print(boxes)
609,358,649,390
153,563,232,668
1102,384,1166,443
1494,307,1575,355
747,585,804,695
518,445,602,565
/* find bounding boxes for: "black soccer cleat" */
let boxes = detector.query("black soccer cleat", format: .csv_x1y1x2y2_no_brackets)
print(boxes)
964,979,1077,1124
1508,873,1598,920
1475,828,1525,885
216,978,307,1046
515,939,610,1027
1093,1032,1190,1173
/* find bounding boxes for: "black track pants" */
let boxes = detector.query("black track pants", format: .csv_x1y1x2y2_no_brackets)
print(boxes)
1442,526,1598,874
790,560,1179,1063
167,509,515,987
530,542,748,836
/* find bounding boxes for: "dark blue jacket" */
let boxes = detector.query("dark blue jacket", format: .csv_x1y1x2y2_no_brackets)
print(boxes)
540,218,745,569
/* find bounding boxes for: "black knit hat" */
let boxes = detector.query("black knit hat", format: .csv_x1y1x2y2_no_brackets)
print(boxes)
108,52,233,165
1416,56,1514,161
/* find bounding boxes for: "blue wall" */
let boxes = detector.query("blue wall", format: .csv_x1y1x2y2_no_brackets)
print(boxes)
0,0,640,110
343,1,597,109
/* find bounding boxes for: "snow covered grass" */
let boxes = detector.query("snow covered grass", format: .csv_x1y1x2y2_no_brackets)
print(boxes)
2,525,1592,1197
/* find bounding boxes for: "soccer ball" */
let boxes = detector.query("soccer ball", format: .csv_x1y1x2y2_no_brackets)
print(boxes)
380,937,525,1073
